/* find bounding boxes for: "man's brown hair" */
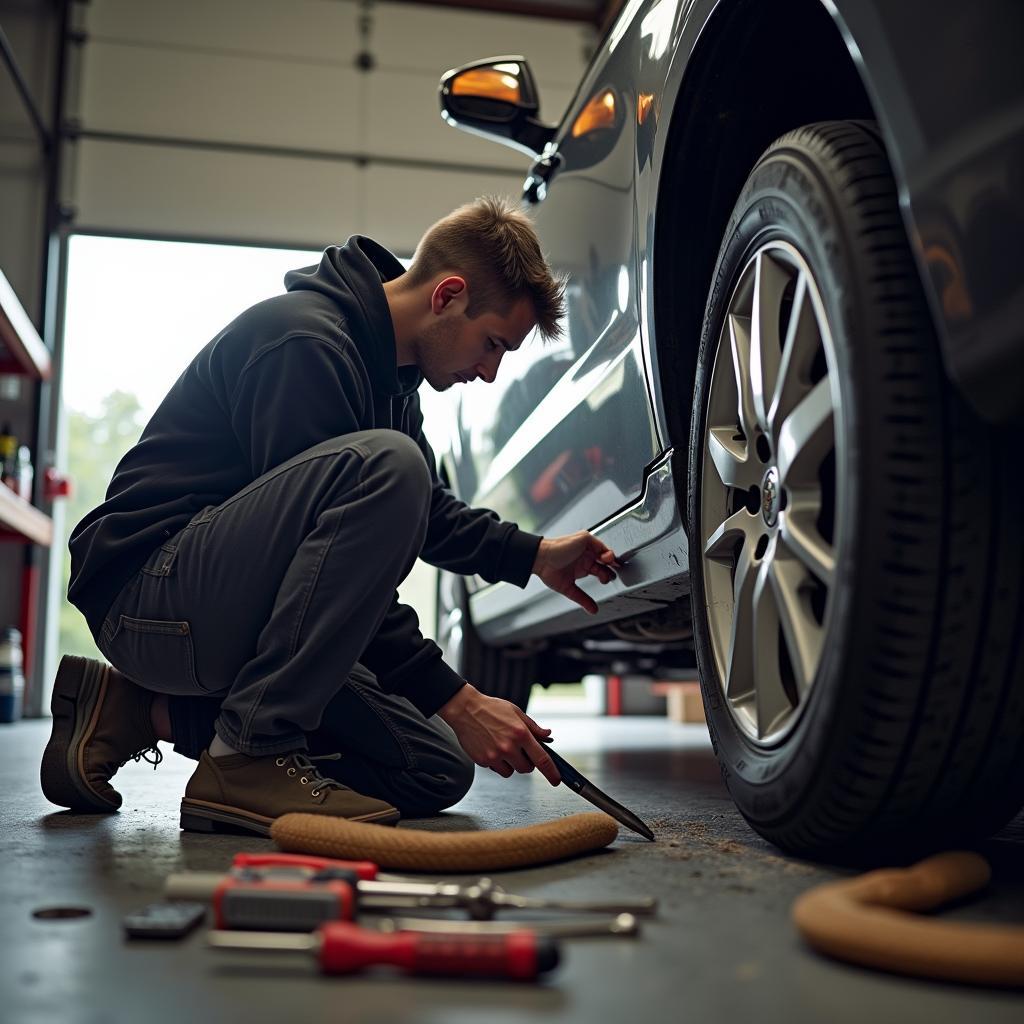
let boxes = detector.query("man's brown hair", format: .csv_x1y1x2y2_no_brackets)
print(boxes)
405,196,567,341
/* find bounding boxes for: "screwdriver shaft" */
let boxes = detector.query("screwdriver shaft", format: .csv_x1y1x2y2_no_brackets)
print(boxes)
209,930,318,952
491,893,657,915
380,912,640,938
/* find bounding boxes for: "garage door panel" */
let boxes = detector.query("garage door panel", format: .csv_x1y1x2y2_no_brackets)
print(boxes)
74,138,361,246
373,3,588,87
85,0,587,94
364,164,529,255
86,0,357,64
79,41,361,152
73,137,524,253
78,49,572,170
72,1,587,250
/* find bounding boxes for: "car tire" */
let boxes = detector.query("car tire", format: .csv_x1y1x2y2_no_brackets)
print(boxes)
687,120,1024,860
434,569,537,710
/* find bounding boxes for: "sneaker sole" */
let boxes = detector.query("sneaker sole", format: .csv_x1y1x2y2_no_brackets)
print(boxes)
40,656,120,812
178,797,400,837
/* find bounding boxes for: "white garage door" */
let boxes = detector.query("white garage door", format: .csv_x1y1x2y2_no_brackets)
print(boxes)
67,0,592,252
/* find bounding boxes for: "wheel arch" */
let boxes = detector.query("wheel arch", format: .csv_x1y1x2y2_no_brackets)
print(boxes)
644,0,877,485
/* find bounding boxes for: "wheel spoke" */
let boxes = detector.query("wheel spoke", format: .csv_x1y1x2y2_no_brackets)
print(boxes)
779,505,835,586
750,252,789,433
704,507,758,565
728,314,758,441
724,538,757,702
769,273,819,435
751,555,792,737
708,427,759,490
767,551,823,698
777,376,833,489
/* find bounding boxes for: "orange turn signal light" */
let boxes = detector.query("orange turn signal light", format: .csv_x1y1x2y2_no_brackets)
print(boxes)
572,88,616,138
450,69,521,105
637,92,655,125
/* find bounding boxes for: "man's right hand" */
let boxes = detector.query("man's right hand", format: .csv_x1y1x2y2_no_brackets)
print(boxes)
438,682,561,785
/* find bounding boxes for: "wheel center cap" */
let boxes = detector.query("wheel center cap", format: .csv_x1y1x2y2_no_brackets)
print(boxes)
762,468,780,526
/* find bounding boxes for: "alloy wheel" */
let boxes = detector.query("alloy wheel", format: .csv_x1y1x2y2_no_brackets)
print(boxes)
700,240,844,745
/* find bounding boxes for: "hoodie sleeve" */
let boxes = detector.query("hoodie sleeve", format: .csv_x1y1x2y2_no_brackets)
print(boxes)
229,334,369,477
359,593,467,716
407,396,542,587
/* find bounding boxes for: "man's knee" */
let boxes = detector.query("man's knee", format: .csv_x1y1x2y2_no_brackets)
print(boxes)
435,744,476,811
402,744,475,816
357,430,431,510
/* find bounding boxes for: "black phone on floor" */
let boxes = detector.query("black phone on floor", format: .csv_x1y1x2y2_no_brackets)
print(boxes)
122,901,207,940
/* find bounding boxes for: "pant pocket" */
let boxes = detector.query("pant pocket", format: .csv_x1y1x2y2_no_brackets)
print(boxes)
101,615,206,696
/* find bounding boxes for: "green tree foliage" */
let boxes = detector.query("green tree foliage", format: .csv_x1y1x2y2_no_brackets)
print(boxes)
59,392,146,659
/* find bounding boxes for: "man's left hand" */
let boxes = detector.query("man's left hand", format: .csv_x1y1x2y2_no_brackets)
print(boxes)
532,531,621,614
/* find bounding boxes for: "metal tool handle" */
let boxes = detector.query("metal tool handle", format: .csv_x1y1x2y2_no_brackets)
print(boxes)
359,877,658,919
166,872,225,900
493,892,658,915
379,913,640,939
542,744,587,793
357,880,468,913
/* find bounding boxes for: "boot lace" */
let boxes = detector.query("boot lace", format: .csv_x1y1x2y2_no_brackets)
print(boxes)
275,752,347,799
120,746,163,771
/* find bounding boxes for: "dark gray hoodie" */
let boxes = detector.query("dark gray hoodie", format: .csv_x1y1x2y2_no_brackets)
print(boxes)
68,236,541,715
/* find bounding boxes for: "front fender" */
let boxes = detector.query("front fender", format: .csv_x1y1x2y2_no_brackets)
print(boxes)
640,0,1024,424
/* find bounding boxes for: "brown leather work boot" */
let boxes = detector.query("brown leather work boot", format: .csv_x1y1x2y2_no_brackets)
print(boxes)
40,655,161,812
179,749,400,836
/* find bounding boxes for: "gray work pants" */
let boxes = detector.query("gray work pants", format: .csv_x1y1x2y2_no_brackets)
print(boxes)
94,430,474,816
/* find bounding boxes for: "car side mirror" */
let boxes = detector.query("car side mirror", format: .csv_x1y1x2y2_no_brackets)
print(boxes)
439,56,556,158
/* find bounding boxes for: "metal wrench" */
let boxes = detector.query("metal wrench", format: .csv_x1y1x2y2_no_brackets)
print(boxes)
166,869,657,921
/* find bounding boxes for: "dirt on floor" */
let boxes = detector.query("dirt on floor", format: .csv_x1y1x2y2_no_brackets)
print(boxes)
646,813,822,895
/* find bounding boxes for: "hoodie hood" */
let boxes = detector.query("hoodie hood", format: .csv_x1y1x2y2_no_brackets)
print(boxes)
285,236,420,397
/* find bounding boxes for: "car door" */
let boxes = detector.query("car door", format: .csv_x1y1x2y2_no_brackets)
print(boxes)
453,15,662,557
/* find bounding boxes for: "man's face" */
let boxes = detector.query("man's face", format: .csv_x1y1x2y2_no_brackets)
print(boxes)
415,280,537,393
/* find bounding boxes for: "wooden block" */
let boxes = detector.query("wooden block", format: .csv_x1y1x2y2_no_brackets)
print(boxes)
682,689,705,724
651,681,705,724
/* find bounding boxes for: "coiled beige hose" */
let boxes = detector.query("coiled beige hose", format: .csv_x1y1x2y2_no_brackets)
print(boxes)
272,811,620,872
792,852,1024,987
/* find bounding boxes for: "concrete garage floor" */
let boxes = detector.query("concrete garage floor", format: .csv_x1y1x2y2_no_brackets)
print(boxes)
2,715,1022,1023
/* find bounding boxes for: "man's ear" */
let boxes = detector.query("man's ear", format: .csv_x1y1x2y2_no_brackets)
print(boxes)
430,276,468,315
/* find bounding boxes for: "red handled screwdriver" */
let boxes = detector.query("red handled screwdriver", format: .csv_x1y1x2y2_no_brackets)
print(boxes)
209,920,561,981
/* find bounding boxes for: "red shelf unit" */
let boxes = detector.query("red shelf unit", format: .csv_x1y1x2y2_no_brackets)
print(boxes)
0,267,53,545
